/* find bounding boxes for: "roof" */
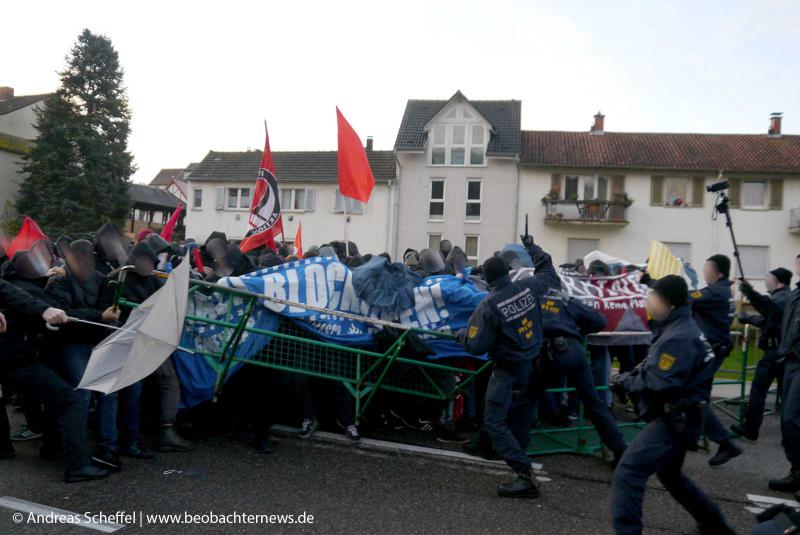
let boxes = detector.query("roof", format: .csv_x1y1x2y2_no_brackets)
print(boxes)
188,150,396,183
394,91,521,156
0,93,50,116
521,130,800,174
128,183,182,210
149,168,186,186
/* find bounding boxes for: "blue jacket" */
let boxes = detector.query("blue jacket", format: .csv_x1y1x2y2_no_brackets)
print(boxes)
742,285,790,349
620,304,716,419
461,244,557,364
689,279,735,347
540,287,606,341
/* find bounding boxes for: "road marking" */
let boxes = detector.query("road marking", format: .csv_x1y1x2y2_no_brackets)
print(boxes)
745,506,765,514
272,425,545,471
747,494,800,508
0,496,125,532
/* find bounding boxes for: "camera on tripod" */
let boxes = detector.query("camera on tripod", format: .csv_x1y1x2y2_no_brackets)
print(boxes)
707,173,745,280
706,180,729,193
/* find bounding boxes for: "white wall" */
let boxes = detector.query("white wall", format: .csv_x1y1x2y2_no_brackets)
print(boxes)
517,167,800,289
393,152,519,261
0,103,40,220
185,179,394,254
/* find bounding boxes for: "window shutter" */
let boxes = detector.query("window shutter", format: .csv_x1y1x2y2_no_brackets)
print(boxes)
650,176,664,205
305,188,315,211
770,179,783,210
691,177,705,207
729,178,741,208
215,187,225,210
551,174,561,197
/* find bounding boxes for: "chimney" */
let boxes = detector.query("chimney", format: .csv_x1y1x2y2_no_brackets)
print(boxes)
590,111,605,135
365,136,373,152
769,112,783,137
0,87,14,101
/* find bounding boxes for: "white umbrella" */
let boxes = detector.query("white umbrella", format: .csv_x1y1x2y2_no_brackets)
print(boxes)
78,256,190,394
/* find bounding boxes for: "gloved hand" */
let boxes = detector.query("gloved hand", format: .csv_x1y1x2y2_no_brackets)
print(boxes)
639,272,652,286
739,280,755,297
609,373,629,404
520,234,534,247
454,328,468,346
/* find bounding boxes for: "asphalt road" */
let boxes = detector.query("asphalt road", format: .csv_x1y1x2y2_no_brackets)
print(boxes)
0,405,789,534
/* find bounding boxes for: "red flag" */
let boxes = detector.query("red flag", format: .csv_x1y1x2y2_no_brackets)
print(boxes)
336,107,374,204
8,216,48,257
160,203,184,242
294,222,303,258
191,247,205,272
240,125,284,252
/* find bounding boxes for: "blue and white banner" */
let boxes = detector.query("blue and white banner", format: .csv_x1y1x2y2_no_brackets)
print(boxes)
173,257,488,406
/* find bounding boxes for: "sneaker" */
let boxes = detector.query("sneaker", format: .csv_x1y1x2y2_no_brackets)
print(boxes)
388,410,433,432
344,425,361,442
64,464,109,483
122,445,155,460
11,425,43,442
497,474,540,498
708,440,743,467
730,423,758,441
298,419,319,440
91,449,122,472
769,471,800,492
435,427,470,444
158,425,193,452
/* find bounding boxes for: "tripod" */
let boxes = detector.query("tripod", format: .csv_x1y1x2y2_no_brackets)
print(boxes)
712,191,745,281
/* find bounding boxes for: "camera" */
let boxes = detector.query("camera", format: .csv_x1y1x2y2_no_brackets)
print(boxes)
706,180,730,193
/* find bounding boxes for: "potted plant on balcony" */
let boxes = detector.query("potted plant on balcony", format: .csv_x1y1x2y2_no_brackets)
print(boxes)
609,192,633,221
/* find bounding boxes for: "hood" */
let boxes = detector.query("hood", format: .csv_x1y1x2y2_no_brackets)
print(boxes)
127,241,158,265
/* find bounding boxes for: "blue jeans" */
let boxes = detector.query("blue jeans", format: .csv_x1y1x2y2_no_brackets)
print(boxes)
589,345,611,407
612,415,727,534
744,348,783,434
59,344,118,452
120,382,143,450
483,360,535,476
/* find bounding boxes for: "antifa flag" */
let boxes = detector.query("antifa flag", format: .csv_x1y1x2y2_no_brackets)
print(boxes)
240,126,284,252
8,216,48,257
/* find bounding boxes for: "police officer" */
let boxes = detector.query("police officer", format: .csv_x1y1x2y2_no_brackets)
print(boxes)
536,285,627,465
610,275,735,534
734,267,792,440
767,254,800,493
456,235,557,498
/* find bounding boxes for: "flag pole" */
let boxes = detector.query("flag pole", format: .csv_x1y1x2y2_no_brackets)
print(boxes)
343,197,350,257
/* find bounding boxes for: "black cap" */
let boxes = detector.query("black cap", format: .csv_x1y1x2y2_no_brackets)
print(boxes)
770,267,793,286
706,254,731,279
652,275,688,308
482,256,509,285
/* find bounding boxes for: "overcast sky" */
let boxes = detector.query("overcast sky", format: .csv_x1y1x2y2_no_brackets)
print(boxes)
3,0,799,183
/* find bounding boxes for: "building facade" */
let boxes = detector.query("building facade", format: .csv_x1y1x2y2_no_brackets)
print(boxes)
185,146,396,253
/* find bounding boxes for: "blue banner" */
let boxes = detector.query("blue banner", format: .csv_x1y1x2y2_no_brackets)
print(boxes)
174,257,488,407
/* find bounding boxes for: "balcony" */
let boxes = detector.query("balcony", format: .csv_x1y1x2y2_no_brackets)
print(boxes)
542,197,631,226
790,208,800,234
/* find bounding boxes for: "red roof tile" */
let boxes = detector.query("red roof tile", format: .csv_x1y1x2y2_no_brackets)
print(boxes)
521,131,800,174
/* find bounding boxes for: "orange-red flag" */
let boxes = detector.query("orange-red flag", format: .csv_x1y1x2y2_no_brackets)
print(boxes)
8,216,48,257
160,203,184,242
240,125,284,252
294,222,303,258
336,107,374,204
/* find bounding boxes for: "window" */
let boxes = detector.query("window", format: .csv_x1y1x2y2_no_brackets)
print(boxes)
431,126,446,165
334,189,365,215
281,188,315,212
227,188,238,208
562,175,608,201
738,246,769,279
663,177,690,207
428,234,442,250
470,125,485,165
429,179,445,220
663,241,691,262
450,125,465,165
240,188,250,209
427,105,488,167
464,235,479,267
741,180,768,208
567,238,599,264
192,188,202,209
224,188,251,209
466,179,481,221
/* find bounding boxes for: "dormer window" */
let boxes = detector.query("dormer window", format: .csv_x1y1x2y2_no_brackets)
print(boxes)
427,104,488,166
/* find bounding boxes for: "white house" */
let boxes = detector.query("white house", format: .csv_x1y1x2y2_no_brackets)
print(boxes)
517,112,800,288
184,143,396,253
0,87,49,224
392,91,521,265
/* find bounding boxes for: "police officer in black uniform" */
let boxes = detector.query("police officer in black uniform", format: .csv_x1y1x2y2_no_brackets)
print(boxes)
734,267,792,440
610,275,735,534
457,235,557,498
536,285,628,464
767,254,800,493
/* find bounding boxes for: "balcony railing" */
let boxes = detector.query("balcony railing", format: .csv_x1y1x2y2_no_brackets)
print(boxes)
542,198,631,225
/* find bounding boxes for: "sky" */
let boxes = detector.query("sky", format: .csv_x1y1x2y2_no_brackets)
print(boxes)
3,0,799,183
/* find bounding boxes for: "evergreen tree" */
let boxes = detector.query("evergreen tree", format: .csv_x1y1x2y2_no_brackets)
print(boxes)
17,29,134,236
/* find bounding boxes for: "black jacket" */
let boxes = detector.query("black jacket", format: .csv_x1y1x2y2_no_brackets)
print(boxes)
689,279,735,348
780,285,800,357
741,285,790,350
541,287,606,341
0,276,52,372
46,271,111,344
